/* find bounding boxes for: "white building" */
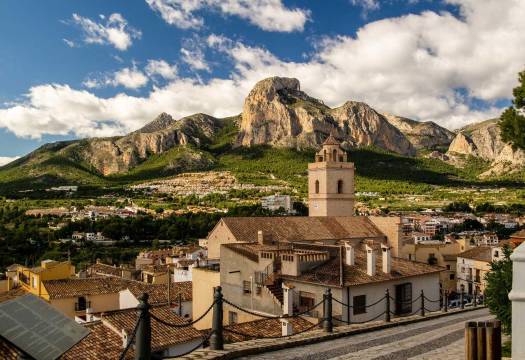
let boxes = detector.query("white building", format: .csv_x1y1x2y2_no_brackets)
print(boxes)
261,195,294,213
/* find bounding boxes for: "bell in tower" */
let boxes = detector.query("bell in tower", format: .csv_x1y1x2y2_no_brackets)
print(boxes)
308,134,355,217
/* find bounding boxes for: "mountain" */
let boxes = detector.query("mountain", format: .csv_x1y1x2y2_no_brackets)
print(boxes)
382,113,455,150
0,76,523,191
447,119,525,176
238,77,415,155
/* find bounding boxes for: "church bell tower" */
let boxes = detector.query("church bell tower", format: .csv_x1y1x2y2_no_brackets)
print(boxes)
308,134,355,217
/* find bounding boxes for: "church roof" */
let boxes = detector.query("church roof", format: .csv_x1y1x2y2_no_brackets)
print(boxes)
322,133,340,146
219,216,385,243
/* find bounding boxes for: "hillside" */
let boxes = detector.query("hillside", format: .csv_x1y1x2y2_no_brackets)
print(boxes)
0,76,523,195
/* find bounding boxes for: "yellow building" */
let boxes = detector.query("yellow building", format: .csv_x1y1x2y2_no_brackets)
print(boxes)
401,238,473,293
16,260,75,297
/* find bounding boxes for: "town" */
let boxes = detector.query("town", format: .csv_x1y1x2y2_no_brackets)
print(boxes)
0,137,522,359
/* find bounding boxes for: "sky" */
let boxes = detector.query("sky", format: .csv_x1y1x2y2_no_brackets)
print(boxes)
0,0,524,165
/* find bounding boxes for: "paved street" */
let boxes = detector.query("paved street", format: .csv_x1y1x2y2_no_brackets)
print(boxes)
238,308,491,360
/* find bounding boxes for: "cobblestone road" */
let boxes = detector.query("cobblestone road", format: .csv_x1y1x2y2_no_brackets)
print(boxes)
238,308,491,360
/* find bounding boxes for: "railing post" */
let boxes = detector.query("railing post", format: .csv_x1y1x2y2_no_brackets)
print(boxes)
461,291,465,310
465,321,478,360
485,320,501,360
385,289,391,322
135,293,151,360
444,290,448,313
477,321,487,360
210,286,224,350
323,288,333,333
420,290,425,317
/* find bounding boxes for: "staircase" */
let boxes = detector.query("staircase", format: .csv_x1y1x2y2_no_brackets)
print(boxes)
265,278,283,305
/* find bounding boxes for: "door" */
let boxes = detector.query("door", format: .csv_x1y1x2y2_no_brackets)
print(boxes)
395,283,412,315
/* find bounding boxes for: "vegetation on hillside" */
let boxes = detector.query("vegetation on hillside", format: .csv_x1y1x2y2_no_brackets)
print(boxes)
499,68,525,150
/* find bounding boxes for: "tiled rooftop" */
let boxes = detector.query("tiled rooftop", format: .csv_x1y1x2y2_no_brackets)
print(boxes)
0,287,28,303
43,277,129,299
127,281,192,304
220,216,385,243
99,306,202,352
222,317,315,343
457,246,493,262
61,321,131,360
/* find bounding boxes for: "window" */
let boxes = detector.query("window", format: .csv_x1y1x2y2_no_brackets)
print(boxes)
450,274,455,280
332,149,337,161
32,276,37,289
446,265,451,270
353,295,366,315
395,283,412,315
228,311,238,325
494,250,499,258
243,280,251,294
315,180,320,194
408,254,412,261
337,180,344,194
76,296,87,311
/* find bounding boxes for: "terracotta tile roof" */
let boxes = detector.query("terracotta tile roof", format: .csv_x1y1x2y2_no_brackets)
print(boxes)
0,337,25,360
510,229,525,240
43,277,129,299
61,321,131,360
142,264,170,274
88,263,122,277
126,281,192,304
218,317,315,343
99,306,201,352
220,216,385,244
283,245,443,287
442,254,458,262
0,287,28,303
458,246,493,262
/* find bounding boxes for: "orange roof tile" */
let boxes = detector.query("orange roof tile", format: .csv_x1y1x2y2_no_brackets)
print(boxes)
458,246,493,262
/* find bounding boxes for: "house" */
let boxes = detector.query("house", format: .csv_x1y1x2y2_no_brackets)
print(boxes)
63,306,202,359
261,194,294,213
140,264,171,284
87,260,140,280
119,281,193,319
16,260,75,297
218,239,441,328
509,229,525,247
456,246,501,295
42,277,128,321
412,232,431,243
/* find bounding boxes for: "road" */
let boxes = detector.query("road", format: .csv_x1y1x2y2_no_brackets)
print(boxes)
238,308,492,360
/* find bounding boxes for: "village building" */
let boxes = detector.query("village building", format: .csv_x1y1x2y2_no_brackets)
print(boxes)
456,246,502,295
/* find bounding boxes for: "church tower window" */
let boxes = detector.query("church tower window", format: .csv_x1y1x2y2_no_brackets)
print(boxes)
315,180,320,194
337,180,344,194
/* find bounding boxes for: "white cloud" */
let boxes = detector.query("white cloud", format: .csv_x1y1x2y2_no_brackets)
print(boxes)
70,13,141,50
351,0,381,11
145,0,310,32
112,67,149,89
180,38,210,71
83,66,149,89
62,38,76,48
145,59,178,80
0,156,20,167
1,0,525,141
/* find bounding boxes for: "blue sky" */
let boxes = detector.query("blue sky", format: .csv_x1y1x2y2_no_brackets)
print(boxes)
0,0,523,164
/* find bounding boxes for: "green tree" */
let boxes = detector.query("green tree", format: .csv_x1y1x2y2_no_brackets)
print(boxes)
484,246,513,334
499,69,525,150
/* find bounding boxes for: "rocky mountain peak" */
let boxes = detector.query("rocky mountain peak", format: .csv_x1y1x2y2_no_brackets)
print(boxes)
137,112,175,133
247,77,301,102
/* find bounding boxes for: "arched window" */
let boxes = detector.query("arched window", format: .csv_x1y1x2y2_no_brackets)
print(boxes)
333,149,337,162
337,180,343,194
315,180,320,194
323,150,327,161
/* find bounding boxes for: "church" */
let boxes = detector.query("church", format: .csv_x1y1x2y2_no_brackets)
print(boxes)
192,135,442,329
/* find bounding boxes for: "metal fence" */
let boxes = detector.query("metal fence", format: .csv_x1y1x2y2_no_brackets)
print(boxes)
120,288,481,360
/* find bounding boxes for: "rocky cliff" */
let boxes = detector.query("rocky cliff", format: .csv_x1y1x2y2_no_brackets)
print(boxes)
447,119,525,176
79,113,222,175
237,77,415,155
382,113,455,149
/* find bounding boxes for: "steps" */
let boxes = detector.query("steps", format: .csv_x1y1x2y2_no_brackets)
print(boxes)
265,279,283,304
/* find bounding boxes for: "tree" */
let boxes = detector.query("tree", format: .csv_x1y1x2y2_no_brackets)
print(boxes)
499,69,525,150
484,246,513,334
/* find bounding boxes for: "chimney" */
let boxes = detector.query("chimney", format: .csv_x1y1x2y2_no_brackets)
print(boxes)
121,329,129,349
366,244,376,276
344,243,355,266
381,244,392,274
257,230,272,245
281,319,293,336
